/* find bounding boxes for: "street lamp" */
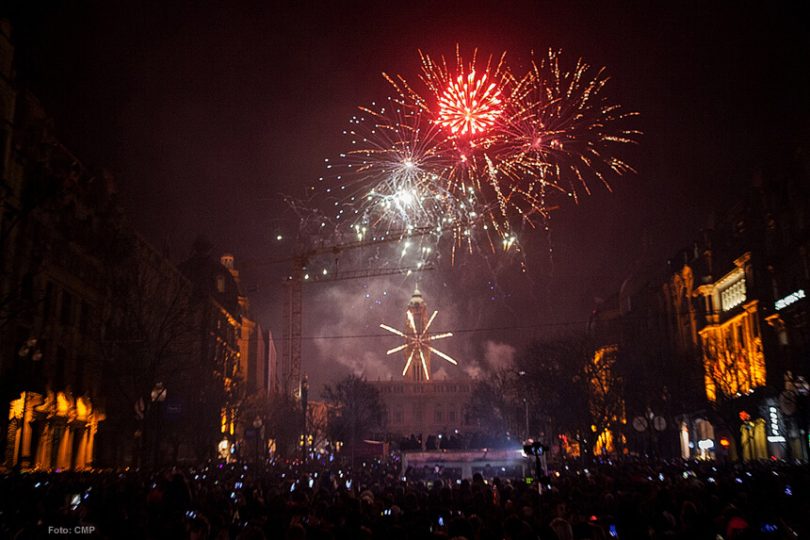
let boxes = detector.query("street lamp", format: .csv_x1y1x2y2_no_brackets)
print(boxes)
301,375,309,463
16,338,42,469
151,382,167,468
253,416,263,464
518,370,529,441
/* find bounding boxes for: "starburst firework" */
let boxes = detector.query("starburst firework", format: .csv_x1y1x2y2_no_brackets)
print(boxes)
437,70,503,136
380,308,456,381
340,101,458,235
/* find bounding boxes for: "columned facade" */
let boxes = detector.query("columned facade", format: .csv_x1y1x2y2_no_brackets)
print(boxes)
7,391,102,470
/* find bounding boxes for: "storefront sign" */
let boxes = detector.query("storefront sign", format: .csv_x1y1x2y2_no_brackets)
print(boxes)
767,406,785,443
775,289,805,311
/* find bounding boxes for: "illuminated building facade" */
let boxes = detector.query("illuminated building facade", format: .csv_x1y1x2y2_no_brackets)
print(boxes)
183,248,278,460
179,245,259,461
694,253,767,402
663,167,810,461
219,254,274,398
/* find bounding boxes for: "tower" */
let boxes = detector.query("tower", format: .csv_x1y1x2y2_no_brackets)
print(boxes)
404,288,431,381
380,288,457,382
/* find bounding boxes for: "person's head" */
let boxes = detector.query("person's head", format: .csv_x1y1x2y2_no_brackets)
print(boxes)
679,500,698,527
549,517,573,540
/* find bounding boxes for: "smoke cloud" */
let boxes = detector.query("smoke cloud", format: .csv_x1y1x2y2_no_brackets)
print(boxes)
484,340,516,371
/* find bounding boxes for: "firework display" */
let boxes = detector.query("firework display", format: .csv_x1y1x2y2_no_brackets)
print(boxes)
380,309,456,381
320,46,639,259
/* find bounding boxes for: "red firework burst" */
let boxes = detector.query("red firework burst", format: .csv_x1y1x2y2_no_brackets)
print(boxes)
437,70,502,137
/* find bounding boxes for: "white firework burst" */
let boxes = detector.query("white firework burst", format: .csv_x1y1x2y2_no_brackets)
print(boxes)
380,309,457,381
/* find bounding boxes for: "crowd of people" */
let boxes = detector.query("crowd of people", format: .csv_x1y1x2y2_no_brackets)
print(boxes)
1,457,808,539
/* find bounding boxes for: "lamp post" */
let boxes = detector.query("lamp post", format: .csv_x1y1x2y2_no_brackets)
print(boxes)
518,370,530,441
16,338,42,469
524,398,530,441
150,382,167,469
301,375,309,463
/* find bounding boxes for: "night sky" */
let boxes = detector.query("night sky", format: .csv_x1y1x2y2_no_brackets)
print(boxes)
5,1,809,393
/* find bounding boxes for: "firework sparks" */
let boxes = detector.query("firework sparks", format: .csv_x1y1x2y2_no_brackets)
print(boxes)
318,46,639,261
333,101,468,238
437,70,503,136
501,49,641,203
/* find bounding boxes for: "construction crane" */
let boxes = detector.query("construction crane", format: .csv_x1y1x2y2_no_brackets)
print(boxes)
281,231,436,399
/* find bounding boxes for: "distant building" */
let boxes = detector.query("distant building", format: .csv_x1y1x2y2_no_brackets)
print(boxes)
267,328,279,396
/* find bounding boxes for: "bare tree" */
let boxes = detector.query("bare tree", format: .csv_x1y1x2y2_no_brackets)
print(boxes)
466,369,520,440
323,375,386,465
514,336,592,455
240,392,301,458
96,230,204,466
583,344,626,455
306,402,330,454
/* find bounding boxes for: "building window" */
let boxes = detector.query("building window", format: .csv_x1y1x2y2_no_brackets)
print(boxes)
720,278,746,311
394,409,403,424
448,409,457,423
434,407,443,423
216,275,226,293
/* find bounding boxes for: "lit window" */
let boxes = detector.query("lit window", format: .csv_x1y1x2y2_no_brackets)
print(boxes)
720,278,746,311
216,275,225,293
